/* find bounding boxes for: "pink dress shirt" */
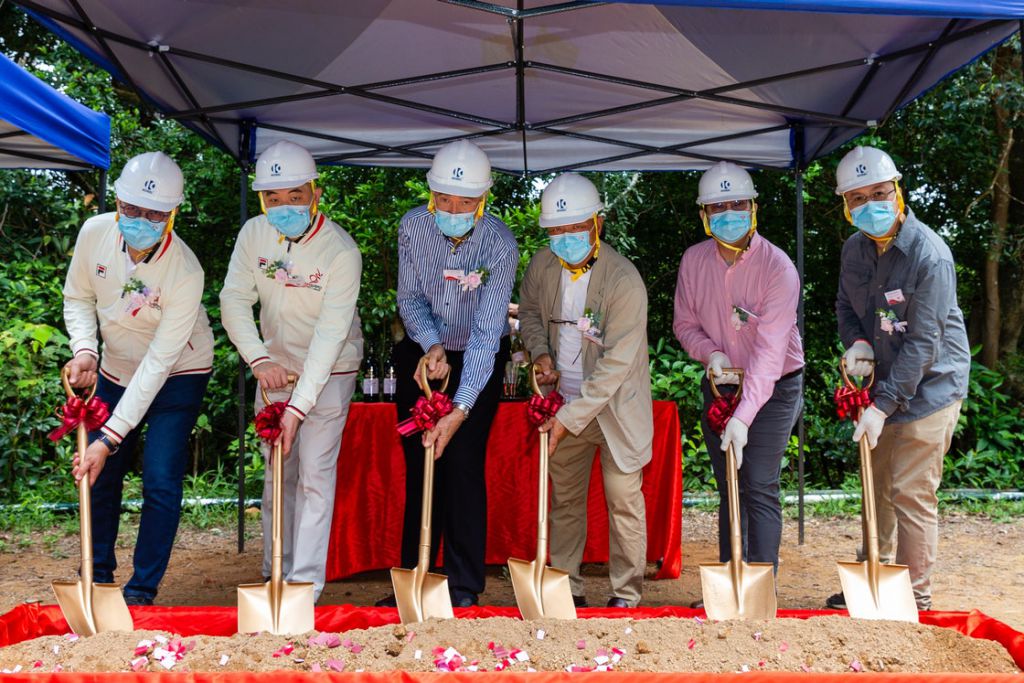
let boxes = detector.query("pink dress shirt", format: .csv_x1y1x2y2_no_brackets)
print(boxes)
673,233,804,427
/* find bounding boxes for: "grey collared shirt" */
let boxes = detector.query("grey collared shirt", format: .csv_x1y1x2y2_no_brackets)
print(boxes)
836,210,970,423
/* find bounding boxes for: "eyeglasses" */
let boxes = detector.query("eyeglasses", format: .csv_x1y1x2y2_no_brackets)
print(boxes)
704,200,751,214
118,201,171,222
846,188,897,208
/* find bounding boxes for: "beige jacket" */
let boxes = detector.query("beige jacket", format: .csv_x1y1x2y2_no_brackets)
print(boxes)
518,244,653,474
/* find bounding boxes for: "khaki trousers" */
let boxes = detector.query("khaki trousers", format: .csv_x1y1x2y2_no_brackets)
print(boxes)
258,373,357,600
548,418,646,606
858,400,962,609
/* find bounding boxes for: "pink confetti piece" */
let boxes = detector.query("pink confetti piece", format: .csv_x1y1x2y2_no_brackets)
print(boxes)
753,631,763,641
779,642,789,653
612,647,625,656
576,639,586,649
693,616,705,625
32,660,43,668
64,633,79,641
687,638,696,650
326,658,345,672
308,632,342,648
406,631,416,642
850,660,863,672
567,664,596,673
154,634,168,645
342,638,353,648
350,644,364,654
800,664,812,673
52,664,63,673
596,647,609,657
130,657,148,672
758,660,766,667
272,643,295,658
310,663,322,672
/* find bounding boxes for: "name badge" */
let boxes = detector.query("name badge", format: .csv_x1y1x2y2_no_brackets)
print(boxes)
885,288,905,305
443,269,464,281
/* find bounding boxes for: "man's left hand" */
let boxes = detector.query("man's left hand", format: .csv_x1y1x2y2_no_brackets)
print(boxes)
276,410,301,457
423,407,468,459
538,416,569,456
72,439,110,486
853,404,886,449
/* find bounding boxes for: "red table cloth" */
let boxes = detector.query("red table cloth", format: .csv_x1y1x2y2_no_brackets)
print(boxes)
325,401,682,582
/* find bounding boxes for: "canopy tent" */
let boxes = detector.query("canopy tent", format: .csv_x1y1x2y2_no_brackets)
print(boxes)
12,0,1022,174
14,0,1023,551
0,51,110,170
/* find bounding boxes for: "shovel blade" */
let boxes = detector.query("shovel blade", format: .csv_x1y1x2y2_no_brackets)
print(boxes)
508,557,577,621
837,560,918,622
391,567,453,625
52,580,133,635
237,580,315,635
699,560,777,621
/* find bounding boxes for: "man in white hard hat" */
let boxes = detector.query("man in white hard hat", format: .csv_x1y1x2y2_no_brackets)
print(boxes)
377,139,517,608
518,173,652,608
826,145,969,612
64,151,214,605
220,139,363,601
673,162,804,604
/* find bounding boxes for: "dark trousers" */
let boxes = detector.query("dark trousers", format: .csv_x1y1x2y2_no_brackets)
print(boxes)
89,372,210,600
395,335,509,600
700,371,802,570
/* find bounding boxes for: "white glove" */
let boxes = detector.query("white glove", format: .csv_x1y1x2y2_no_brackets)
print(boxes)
853,404,886,449
708,351,740,385
843,340,875,378
720,418,748,470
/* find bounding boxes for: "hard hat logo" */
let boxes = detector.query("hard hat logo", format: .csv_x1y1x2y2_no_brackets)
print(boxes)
720,179,732,192
556,198,568,212
855,163,868,177
270,162,282,176
142,179,156,194
451,167,464,180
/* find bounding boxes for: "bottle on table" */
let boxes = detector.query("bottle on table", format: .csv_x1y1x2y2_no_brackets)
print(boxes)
361,349,380,403
382,347,397,403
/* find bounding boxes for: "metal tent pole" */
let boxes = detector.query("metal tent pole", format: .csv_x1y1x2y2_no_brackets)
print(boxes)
97,169,107,213
794,124,807,546
236,123,253,553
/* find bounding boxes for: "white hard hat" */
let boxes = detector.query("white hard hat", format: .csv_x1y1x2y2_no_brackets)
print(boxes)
426,140,493,197
696,161,758,206
835,145,901,195
539,173,604,228
114,152,184,212
253,140,319,191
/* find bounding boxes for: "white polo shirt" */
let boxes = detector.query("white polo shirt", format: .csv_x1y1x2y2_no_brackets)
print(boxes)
63,212,214,443
556,268,591,401
220,212,363,419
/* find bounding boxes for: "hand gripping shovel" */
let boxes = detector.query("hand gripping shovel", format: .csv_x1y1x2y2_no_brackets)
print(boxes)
238,375,315,635
699,368,777,621
391,358,454,625
52,368,133,635
836,364,918,622
508,364,576,620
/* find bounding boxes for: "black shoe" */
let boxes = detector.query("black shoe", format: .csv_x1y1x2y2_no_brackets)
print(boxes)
453,593,479,608
689,599,704,609
606,597,631,608
374,594,397,608
572,594,588,609
825,592,847,609
124,595,153,606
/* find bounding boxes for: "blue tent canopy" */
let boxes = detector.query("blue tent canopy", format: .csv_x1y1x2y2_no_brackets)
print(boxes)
12,0,1021,174
0,51,110,170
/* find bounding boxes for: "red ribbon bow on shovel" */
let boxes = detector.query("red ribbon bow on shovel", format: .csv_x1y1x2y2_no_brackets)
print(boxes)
526,391,565,427
706,393,739,437
255,401,288,443
833,385,871,422
48,395,111,442
397,392,453,437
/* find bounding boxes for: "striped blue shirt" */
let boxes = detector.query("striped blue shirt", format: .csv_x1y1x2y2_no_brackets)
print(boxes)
397,205,518,408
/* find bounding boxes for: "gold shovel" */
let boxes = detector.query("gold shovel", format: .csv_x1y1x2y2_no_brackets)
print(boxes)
699,368,777,621
392,358,455,625
52,368,134,635
508,364,576,621
238,376,315,635
836,364,918,622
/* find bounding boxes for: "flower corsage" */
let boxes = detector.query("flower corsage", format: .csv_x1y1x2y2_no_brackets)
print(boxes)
877,308,907,335
121,277,161,316
577,308,604,345
265,258,295,284
459,268,489,292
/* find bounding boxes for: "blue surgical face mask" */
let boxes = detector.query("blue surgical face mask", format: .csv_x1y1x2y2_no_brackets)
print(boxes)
435,209,476,238
708,210,752,244
266,204,313,238
850,200,897,238
118,215,167,250
550,230,593,265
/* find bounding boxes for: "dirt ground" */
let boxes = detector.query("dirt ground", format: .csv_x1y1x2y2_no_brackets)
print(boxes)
1,509,1022,633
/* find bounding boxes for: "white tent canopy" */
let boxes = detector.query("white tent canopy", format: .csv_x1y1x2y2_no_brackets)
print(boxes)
16,0,1022,174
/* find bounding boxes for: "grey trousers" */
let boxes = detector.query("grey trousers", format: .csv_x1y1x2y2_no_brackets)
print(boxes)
700,371,803,569
258,373,356,600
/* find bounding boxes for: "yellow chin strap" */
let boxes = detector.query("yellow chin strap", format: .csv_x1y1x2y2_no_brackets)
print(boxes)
260,180,319,243
557,215,601,281
427,192,487,220
842,180,905,245
701,202,757,254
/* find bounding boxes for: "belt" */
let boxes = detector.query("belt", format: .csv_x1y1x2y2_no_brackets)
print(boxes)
780,367,804,381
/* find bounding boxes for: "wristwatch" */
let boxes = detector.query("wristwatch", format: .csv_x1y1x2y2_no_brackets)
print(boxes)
453,402,472,418
96,434,120,456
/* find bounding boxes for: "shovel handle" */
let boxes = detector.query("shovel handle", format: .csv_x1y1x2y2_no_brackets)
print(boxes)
839,359,875,392
529,362,559,396
259,374,299,406
708,367,744,401
416,356,450,398
61,366,97,400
